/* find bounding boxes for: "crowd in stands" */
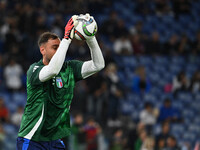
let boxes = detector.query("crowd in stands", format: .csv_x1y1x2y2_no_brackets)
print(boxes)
0,0,200,149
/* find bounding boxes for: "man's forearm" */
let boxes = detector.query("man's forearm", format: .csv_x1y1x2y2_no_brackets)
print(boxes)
81,37,105,79
39,39,71,82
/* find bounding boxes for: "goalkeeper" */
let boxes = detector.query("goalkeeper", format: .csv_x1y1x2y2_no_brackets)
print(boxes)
16,14,105,150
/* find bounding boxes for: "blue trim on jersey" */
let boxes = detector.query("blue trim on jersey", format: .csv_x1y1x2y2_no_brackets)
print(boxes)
60,140,65,147
22,138,30,150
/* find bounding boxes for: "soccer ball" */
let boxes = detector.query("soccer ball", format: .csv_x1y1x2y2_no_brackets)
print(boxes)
74,14,98,40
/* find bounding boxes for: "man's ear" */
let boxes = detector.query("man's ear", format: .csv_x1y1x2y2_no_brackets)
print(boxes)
40,45,45,56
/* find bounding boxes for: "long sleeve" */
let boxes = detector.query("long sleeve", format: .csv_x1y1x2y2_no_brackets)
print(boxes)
39,39,71,82
81,37,105,79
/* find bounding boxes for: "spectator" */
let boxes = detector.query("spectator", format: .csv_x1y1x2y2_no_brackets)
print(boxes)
115,19,129,38
0,97,9,123
155,0,173,16
83,117,101,150
4,59,23,92
110,129,127,150
140,102,159,134
131,34,145,55
172,71,190,93
166,136,181,150
145,31,163,54
71,113,86,150
132,66,151,94
156,138,166,150
88,0,110,15
86,73,108,122
177,34,192,55
141,136,155,150
192,30,200,54
173,0,191,16
134,0,152,15
194,142,200,150
129,21,144,36
100,11,119,41
104,63,123,125
113,35,133,56
72,80,88,113
11,105,24,128
158,98,182,123
156,121,171,147
164,34,179,55
189,71,200,92
4,17,21,54
134,129,147,150
126,123,138,150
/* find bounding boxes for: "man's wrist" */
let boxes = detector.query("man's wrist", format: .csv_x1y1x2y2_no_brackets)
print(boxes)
86,36,96,45
62,38,72,43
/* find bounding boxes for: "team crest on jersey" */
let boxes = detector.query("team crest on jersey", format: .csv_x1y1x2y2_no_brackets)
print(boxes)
56,77,63,88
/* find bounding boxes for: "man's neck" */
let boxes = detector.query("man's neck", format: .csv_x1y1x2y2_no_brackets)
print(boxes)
43,58,49,66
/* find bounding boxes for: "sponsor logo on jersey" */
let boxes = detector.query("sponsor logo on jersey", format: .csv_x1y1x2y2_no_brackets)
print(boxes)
56,77,63,88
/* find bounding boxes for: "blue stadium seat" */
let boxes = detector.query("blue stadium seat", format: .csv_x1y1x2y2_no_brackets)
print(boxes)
120,100,135,115
148,72,160,84
183,132,197,143
143,22,154,34
194,93,200,101
131,110,140,122
138,56,153,66
188,125,200,133
0,92,11,107
194,117,200,125
171,124,185,133
12,92,27,106
173,101,184,110
153,123,161,135
146,15,159,25
159,93,174,101
162,72,173,82
190,102,200,113
143,93,157,103
154,56,169,65
182,109,195,118
152,64,167,74
122,56,137,68
7,102,18,114
171,56,185,65
176,92,193,104
161,15,174,25
3,124,17,136
169,64,183,75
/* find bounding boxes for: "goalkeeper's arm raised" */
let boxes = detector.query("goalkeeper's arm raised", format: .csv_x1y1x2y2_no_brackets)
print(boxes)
39,16,78,82
81,37,105,79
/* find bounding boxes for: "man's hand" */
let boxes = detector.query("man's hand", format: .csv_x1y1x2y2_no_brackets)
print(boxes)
64,15,78,40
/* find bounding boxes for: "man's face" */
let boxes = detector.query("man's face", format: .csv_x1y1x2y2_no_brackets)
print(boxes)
162,123,169,134
40,38,60,63
167,137,176,147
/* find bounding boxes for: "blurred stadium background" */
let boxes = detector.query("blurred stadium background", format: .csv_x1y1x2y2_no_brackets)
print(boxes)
0,0,200,150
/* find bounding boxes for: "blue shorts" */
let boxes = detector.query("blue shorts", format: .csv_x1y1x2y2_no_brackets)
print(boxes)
16,137,65,150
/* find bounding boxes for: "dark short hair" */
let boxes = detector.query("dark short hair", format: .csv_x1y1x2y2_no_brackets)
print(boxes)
38,32,59,47
168,135,176,141
164,98,171,104
144,102,153,108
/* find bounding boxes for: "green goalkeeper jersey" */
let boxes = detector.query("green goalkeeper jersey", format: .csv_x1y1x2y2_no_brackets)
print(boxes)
18,59,83,141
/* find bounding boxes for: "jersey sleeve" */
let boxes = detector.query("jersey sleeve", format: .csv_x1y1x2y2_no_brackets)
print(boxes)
27,64,44,86
68,60,84,82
